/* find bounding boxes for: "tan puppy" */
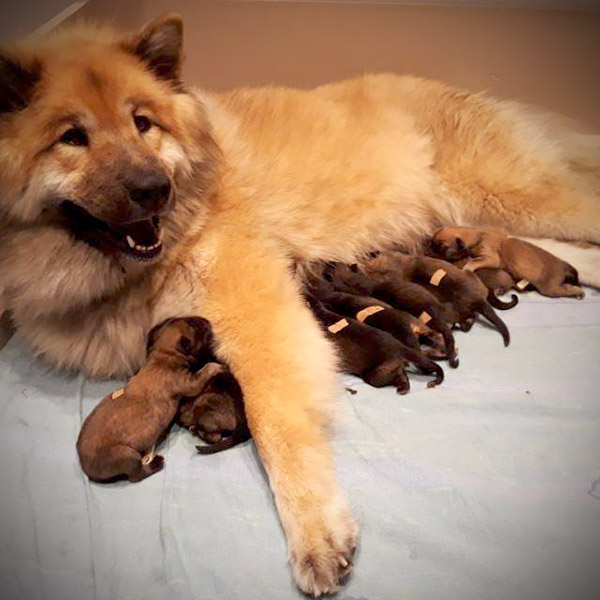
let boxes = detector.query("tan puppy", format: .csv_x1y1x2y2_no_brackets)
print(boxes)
77,318,222,482
432,227,585,298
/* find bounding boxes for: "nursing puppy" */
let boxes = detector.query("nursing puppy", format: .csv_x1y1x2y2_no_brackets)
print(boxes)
307,274,447,365
432,227,585,299
308,294,423,394
363,253,514,346
1,14,599,595
77,318,220,482
327,263,459,366
177,366,251,454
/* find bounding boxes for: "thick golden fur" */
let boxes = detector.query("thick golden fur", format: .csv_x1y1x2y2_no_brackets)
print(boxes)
1,14,599,596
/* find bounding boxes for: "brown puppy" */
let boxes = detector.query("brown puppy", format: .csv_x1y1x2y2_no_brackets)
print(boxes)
431,227,584,298
446,257,518,297
327,263,459,366
306,293,443,393
177,367,250,454
306,275,447,373
363,252,513,346
470,267,516,296
77,318,220,482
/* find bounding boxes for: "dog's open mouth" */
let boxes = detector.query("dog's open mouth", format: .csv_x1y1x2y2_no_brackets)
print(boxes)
60,201,163,261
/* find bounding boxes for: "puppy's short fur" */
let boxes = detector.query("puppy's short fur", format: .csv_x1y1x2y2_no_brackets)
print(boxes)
432,227,584,299
306,293,443,392
177,365,250,454
363,252,513,346
307,275,446,378
77,318,219,482
327,263,458,366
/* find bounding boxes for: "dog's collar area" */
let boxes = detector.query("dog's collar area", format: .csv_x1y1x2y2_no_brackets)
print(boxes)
59,201,163,261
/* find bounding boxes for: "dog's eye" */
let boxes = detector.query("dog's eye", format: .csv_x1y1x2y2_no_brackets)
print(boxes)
60,127,88,147
134,115,152,134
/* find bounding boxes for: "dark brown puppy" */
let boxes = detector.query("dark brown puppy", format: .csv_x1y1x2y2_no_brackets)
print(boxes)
306,276,446,379
306,293,443,393
325,263,459,367
177,367,250,454
77,318,220,482
364,253,513,346
308,270,446,358
431,226,584,298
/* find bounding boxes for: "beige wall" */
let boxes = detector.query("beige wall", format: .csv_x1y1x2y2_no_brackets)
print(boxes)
78,0,600,128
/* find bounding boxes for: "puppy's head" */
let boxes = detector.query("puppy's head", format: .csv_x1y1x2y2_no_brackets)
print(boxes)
147,316,214,364
0,14,214,264
430,228,468,261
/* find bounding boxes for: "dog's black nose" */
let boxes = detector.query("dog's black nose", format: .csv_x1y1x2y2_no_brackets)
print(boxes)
126,172,171,213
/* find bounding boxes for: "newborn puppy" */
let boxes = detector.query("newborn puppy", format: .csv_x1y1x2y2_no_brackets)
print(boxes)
453,258,517,296
431,226,584,298
326,262,458,366
474,268,517,295
307,275,447,372
364,252,513,346
77,318,220,482
306,293,444,393
177,367,250,454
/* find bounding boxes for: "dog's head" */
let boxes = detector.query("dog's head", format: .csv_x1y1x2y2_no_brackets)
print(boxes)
0,14,215,264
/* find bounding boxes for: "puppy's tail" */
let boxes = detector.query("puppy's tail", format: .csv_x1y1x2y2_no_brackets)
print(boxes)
564,264,580,286
196,428,251,455
401,345,445,387
479,302,510,347
487,290,519,310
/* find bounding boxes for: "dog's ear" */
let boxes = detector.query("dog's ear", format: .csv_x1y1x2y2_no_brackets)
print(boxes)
0,54,42,115
127,13,183,84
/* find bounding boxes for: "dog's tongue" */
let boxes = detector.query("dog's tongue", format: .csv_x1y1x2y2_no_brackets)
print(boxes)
120,217,162,257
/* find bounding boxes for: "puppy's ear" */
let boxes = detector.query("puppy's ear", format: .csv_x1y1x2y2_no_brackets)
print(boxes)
126,13,183,84
146,318,173,354
0,54,42,114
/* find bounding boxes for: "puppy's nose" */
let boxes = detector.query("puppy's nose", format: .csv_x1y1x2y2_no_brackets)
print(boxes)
126,171,171,213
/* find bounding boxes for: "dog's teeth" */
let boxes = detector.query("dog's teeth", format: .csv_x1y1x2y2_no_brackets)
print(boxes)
126,235,135,248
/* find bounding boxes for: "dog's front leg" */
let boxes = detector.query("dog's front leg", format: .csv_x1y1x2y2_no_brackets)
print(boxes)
193,230,358,596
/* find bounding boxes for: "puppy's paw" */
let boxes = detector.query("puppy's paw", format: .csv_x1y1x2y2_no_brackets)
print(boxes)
148,455,165,472
288,497,358,597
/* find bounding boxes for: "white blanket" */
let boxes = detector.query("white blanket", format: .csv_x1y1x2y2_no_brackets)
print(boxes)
1,290,599,600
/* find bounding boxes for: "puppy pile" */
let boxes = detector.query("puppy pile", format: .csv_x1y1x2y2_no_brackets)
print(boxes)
77,227,582,481
305,227,582,397
77,317,250,482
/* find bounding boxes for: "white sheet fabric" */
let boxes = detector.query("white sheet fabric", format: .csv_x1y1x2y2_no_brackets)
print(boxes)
1,290,599,600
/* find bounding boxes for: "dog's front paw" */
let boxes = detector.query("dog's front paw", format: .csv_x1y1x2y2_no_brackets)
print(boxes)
288,497,358,597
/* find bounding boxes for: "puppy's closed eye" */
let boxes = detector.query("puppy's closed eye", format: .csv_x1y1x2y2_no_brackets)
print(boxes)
177,336,193,355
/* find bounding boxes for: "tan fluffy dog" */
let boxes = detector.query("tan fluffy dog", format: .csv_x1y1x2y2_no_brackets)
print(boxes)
432,226,585,298
1,14,599,596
